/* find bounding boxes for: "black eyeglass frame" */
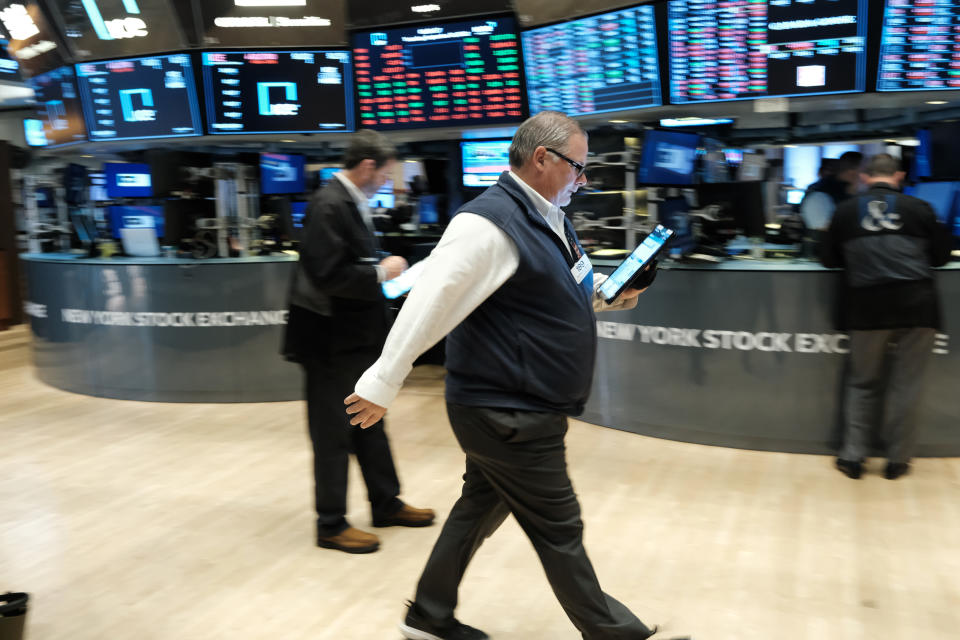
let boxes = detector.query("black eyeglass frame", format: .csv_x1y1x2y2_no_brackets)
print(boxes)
544,147,586,178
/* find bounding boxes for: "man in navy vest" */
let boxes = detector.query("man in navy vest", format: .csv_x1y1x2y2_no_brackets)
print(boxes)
821,153,953,480
345,112,659,640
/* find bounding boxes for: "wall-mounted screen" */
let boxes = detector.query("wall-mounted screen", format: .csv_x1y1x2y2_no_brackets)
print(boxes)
203,50,354,135
108,204,164,239
637,130,699,186
75,54,202,141
26,65,87,146
522,5,661,117
668,0,868,103
51,0,184,60
461,140,510,187
352,17,525,130
878,0,960,91
198,0,345,47
0,31,21,78
261,153,305,195
105,162,153,198
347,0,512,28
0,1,69,76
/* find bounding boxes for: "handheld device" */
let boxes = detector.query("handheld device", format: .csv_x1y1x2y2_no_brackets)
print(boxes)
382,260,428,300
598,225,674,303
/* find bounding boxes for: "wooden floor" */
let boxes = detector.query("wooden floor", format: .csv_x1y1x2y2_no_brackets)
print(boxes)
1,340,959,640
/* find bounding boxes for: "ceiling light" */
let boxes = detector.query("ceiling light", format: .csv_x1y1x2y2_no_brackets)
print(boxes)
609,120,629,124
926,100,948,105
234,1,306,7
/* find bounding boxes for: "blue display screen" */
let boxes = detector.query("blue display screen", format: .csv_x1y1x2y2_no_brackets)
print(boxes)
105,162,153,198
261,153,306,195
75,54,202,141
905,182,958,224
638,130,700,186
291,201,308,228
108,204,164,239
522,5,661,117
462,140,510,188
598,224,674,301
418,194,439,225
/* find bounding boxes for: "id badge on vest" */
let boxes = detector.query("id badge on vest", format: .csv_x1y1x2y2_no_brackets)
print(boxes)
571,254,594,294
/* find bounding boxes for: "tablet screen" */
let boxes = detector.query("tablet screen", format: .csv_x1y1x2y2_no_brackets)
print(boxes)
382,260,428,300
598,225,673,301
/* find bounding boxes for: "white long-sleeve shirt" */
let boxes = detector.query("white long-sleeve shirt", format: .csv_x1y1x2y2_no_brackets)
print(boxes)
355,172,638,409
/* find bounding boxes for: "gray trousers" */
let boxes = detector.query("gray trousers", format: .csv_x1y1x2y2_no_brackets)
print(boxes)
414,402,653,640
841,328,937,464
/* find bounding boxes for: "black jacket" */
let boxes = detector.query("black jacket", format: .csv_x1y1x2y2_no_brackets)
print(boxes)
820,183,953,330
282,178,391,362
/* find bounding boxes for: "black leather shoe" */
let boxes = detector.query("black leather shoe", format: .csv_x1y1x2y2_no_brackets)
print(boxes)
399,601,489,640
835,458,862,479
884,462,910,480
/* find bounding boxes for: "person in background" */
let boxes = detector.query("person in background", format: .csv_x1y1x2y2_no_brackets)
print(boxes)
838,150,865,195
821,153,953,480
800,155,861,232
282,130,434,554
345,111,660,640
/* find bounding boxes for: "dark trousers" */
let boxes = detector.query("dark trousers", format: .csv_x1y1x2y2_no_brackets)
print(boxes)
303,354,402,537
841,327,937,464
414,403,652,640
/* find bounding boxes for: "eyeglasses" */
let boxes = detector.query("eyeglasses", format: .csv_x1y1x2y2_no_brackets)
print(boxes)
545,147,586,178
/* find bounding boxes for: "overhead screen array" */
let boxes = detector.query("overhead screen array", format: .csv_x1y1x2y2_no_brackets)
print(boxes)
668,0,869,103
25,65,86,146
202,50,354,135
522,5,661,117
352,17,525,130
878,0,960,91
51,0,184,60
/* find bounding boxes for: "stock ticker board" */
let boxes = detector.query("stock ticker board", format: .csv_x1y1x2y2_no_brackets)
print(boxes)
878,0,960,91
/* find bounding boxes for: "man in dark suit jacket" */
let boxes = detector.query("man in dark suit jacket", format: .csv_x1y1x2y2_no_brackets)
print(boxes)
283,130,434,553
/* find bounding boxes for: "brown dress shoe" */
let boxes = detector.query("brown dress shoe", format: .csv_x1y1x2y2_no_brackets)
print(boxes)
317,527,380,554
372,504,436,528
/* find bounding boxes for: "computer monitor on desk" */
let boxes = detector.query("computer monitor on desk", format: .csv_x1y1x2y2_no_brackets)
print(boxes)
695,182,766,239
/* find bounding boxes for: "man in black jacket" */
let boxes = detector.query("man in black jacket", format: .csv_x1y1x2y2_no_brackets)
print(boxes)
821,153,953,480
283,130,434,553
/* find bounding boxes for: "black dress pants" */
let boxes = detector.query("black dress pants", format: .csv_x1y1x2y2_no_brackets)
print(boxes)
414,403,653,640
303,353,402,537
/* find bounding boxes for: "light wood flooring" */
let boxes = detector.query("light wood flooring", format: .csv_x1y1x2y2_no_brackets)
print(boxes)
1,338,959,640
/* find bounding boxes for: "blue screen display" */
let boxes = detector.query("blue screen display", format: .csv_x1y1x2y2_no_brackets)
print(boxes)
261,153,306,195
75,54,202,141
418,195,439,225
638,130,700,186
105,163,153,198
291,201,308,229
905,182,958,224
462,140,510,188
108,205,164,239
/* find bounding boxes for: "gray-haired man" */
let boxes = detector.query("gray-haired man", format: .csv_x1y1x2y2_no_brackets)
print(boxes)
345,112,659,640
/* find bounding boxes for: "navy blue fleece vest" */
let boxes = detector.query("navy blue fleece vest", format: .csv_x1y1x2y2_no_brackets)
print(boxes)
444,173,597,416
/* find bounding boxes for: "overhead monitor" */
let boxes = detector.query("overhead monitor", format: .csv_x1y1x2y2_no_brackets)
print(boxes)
878,0,960,91
26,65,87,146
105,162,153,198
0,1,69,76
50,0,184,60
347,0,512,28
203,50,354,135
198,0,346,47
0,31,21,78
461,140,510,188
261,153,306,195
352,16,525,130
637,130,699,186
75,54,202,141
522,5,661,117
668,0,868,104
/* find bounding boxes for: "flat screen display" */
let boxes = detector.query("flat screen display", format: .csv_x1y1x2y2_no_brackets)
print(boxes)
637,130,699,186
0,32,21,78
878,0,960,91
0,1,69,76
75,54,202,141
108,204,163,238
105,162,153,198
668,0,868,103
347,0,512,28
461,140,510,187
51,0,184,60
26,65,87,146
203,50,354,134
522,5,661,117
291,200,307,229
198,0,346,47
261,153,305,195
352,17,525,130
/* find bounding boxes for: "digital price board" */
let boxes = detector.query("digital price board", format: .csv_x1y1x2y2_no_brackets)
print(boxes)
522,5,661,116
75,54,202,141
202,50,354,135
668,0,868,103
352,17,525,130
878,0,960,91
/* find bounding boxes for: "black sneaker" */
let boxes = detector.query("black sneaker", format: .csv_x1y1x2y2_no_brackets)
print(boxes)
835,458,862,479
398,601,489,640
884,462,910,480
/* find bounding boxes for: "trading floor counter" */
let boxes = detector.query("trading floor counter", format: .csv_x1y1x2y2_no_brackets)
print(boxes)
584,259,960,456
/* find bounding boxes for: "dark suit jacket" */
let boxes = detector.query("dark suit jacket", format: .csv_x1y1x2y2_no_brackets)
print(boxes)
282,177,391,363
